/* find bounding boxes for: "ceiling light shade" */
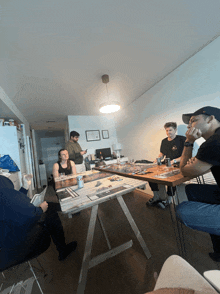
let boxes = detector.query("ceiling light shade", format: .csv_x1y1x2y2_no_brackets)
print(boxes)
99,102,121,114
99,74,121,114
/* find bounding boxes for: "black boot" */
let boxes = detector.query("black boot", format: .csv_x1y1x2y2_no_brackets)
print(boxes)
58,241,77,261
209,252,220,262
209,234,220,261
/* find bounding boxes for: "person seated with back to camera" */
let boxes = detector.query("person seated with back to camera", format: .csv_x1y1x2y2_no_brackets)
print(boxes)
53,149,77,179
0,174,77,271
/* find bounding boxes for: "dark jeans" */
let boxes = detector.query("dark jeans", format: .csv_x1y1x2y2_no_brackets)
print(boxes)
176,184,220,253
149,182,176,196
37,202,66,253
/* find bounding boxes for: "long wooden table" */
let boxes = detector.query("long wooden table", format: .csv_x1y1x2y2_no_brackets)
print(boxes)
94,163,191,206
56,171,151,294
94,163,191,187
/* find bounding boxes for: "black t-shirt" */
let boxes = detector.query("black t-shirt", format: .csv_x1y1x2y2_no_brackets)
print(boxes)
196,127,220,188
160,135,186,160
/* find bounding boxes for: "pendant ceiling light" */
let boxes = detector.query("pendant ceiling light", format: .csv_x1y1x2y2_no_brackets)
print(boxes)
99,74,121,114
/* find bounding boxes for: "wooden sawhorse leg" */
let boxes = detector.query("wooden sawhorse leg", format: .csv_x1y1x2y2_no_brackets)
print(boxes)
117,195,151,259
77,204,133,294
77,205,98,294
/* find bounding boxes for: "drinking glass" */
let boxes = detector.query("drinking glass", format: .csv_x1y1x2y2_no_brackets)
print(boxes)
169,165,175,175
157,164,163,176
60,173,65,187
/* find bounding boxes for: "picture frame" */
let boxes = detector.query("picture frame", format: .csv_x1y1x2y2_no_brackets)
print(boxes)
102,130,109,139
85,130,101,142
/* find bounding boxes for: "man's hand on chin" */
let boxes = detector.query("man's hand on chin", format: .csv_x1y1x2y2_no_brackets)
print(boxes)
185,127,202,143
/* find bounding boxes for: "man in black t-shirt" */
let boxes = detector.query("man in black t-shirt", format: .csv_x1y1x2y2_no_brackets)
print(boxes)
147,122,185,208
176,106,220,262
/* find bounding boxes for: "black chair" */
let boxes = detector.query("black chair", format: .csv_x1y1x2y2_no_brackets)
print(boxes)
1,224,51,293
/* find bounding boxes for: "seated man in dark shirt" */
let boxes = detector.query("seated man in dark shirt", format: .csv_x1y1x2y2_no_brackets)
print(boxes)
147,122,185,208
0,175,77,271
176,106,220,262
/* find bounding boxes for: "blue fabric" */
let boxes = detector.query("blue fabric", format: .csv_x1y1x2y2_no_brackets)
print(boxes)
176,184,220,252
0,175,43,249
0,155,20,172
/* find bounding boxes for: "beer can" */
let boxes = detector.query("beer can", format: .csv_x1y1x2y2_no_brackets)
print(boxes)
77,175,84,189
165,158,171,167
156,158,162,165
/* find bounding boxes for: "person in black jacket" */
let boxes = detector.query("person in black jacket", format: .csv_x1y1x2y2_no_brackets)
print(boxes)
0,175,77,271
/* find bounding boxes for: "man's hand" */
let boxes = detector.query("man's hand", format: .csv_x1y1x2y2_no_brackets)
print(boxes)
23,174,33,190
80,150,87,155
39,201,48,213
187,156,196,165
185,127,202,143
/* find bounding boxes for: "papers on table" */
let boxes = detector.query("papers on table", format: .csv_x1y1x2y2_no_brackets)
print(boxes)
58,185,131,212
31,186,47,207
154,169,180,178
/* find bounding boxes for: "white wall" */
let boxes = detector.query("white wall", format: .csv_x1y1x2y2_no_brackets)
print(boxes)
68,115,119,156
115,37,220,162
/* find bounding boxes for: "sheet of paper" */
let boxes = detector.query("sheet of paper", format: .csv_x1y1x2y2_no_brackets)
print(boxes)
31,187,47,207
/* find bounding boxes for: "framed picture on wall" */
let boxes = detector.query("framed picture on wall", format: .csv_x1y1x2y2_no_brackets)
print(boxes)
102,130,109,139
85,130,101,142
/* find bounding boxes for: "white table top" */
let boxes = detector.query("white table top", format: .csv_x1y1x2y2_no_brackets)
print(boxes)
57,174,146,214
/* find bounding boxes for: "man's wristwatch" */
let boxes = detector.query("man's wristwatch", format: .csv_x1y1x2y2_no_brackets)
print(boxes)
184,142,194,147
173,159,177,164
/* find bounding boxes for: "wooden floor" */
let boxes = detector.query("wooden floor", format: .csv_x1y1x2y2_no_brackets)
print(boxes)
1,185,220,294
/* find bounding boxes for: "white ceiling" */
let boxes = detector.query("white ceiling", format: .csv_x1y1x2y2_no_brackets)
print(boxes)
1,0,220,130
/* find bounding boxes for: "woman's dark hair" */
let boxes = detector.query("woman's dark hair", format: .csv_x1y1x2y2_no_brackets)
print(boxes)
58,149,71,170
164,122,177,129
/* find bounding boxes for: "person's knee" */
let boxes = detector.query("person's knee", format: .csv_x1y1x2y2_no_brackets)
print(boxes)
176,202,189,224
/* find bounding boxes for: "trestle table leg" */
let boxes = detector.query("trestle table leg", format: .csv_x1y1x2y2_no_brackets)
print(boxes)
77,205,98,294
117,195,151,259
97,213,111,250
